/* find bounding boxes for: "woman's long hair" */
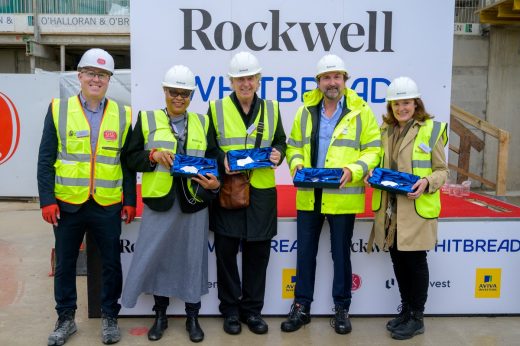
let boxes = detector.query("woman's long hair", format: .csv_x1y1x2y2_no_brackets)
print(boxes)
382,98,434,125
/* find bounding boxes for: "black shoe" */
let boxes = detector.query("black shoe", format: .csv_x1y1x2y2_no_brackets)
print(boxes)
186,317,204,342
240,314,268,334
223,315,241,335
330,306,351,334
391,311,425,340
148,310,168,341
48,311,77,346
280,303,311,332
386,304,410,332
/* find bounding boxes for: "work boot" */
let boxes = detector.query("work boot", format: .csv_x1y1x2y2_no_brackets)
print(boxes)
386,304,410,332
330,306,351,334
186,316,204,342
240,314,269,334
48,311,77,346
223,315,241,335
148,310,168,341
101,315,121,344
391,311,425,340
280,303,311,332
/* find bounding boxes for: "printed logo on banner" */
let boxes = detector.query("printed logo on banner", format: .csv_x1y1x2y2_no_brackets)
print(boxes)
475,268,501,298
385,278,395,289
120,239,135,253
352,273,362,291
282,268,296,299
0,91,21,165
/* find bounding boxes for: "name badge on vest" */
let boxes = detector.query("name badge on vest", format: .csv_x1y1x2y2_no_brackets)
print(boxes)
246,123,256,135
75,130,89,138
104,130,118,141
342,127,348,135
418,142,432,153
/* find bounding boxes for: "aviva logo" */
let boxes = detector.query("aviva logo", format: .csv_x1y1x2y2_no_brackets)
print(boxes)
475,268,501,298
282,268,297,299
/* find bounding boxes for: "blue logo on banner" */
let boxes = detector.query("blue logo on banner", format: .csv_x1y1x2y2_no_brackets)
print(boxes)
195,76,390,103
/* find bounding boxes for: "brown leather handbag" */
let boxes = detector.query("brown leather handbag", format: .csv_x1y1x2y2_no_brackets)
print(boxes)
218,100,265,209
218,173,250,209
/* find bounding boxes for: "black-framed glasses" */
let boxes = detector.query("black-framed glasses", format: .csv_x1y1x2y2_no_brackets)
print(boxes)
81,70,110,82
165,88,192,99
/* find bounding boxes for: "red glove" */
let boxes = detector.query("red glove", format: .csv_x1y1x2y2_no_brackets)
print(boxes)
42,204,60,226
121,206,136,224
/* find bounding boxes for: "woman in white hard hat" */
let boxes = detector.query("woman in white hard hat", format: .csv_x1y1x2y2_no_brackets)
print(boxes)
206,52,287,336
121,65,220,343
365,77,448,340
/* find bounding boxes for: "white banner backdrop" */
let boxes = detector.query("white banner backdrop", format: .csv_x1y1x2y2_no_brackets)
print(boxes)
130,0,455,184
119,219,520,315
0,74,59,196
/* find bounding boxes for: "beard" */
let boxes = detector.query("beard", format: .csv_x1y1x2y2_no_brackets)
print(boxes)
323,87,340,100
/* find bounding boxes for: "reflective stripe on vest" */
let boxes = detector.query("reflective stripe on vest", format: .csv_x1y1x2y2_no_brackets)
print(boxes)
53,96,130,205
141,110,208,198
211,96,278,188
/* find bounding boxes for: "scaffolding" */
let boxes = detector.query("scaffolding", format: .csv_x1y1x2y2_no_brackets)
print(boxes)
0,0,129,14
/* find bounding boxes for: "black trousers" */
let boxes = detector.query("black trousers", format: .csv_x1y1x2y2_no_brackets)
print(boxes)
53,199,122,317
153,295,201,317
389,241,429,312
214,233,271,318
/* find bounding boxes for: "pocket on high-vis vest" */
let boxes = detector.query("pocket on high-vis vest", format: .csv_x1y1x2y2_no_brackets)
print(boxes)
68,139,87,153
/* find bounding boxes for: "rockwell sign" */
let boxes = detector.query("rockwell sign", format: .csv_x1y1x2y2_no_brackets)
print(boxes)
180,9,394,52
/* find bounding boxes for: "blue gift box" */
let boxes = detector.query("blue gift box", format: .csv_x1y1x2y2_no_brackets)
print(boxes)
293,168,343,188
170,154,219,178
368,167,420,195
227,147,273,172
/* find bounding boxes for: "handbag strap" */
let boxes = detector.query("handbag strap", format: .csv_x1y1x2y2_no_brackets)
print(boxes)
254,100,265,149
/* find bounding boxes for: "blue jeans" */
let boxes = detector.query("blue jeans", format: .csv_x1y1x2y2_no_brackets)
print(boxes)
53,199,122,317
294,210,355,311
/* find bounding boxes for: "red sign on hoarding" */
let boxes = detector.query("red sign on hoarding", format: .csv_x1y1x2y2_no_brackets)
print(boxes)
0,92,21,165
352,273,362,291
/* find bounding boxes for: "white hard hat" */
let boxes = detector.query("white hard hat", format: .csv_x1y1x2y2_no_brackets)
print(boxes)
77,48,115,75
228,52,262,78
316,54,347,78
162,65,196,90
386,77,421,101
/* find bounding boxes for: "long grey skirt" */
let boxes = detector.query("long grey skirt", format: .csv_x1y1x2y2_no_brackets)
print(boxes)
122,201,209,307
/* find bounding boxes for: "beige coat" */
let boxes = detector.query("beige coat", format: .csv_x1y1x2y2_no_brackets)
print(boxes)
372,119,449,251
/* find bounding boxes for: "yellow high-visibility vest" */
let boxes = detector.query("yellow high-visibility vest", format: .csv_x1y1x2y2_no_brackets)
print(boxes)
286,88,381,214
371,119,448,218
52,96,131,206
209,96,279,188
140,109,208,199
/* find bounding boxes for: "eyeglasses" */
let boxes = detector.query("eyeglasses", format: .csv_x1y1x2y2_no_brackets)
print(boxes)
81,70,110,82
165,88,192,99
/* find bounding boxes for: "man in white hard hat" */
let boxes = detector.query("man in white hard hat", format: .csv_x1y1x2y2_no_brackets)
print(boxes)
121,65,220,343
207,52,287,335
283,54,381,335
37,48,136,345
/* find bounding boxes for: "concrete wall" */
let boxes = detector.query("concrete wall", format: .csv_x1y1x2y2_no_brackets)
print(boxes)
0,48,60,73
485,27,520,191
450,35,489,185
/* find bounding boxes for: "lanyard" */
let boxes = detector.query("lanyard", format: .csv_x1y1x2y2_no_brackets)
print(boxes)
165,109,187,142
